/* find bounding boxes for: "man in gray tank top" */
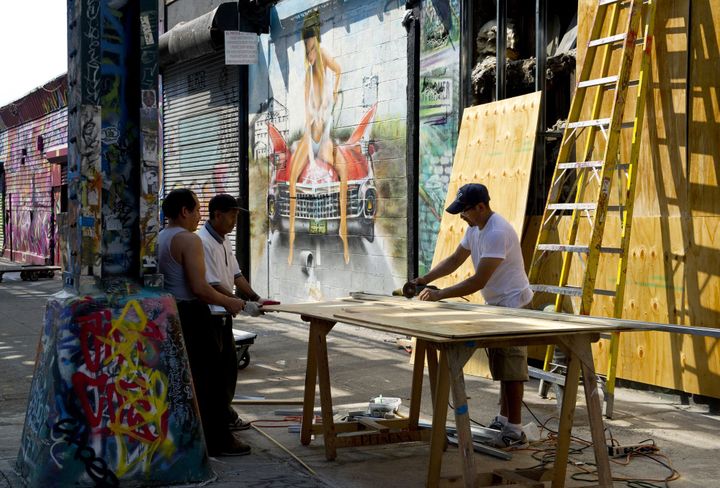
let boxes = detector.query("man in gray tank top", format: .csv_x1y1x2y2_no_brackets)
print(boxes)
159,189,249,456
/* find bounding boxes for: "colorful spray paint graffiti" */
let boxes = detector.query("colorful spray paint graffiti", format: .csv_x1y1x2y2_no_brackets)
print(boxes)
65,0,155,284
138,0,160,281
0,108,67,264
16,288,210,486
249,0,409,300
418,0,461,275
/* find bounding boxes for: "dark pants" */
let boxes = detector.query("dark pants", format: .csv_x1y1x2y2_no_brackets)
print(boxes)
177,300,230,453
213,314,239,422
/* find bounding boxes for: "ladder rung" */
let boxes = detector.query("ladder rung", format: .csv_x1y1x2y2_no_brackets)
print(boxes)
557,161,603,169
537,244,590,253
531,284,582,296
578,75,619,89
567,118,610,129
603,79,641,90
589,33,626,48
536,244,624,254
548,203,597,211
599,0,652,6
530,284,617,297
607,205,625,212
557,161,631,171
566,120,635,130
600,247,624,254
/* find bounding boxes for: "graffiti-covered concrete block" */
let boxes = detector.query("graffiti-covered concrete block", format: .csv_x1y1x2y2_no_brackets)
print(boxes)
16,288,211,487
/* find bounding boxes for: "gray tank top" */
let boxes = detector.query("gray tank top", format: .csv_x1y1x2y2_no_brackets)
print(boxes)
158,226,196,301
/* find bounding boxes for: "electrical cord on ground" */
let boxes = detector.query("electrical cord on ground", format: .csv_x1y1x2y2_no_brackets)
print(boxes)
424,396,680,485
520,401,680,487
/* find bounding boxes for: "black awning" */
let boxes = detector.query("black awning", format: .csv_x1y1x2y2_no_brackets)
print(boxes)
159,2,238,70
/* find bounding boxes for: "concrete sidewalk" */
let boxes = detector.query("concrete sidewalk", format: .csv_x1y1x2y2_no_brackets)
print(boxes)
1,276,718,487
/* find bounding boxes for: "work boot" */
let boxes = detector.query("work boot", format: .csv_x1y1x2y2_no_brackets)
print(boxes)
210,434,252,457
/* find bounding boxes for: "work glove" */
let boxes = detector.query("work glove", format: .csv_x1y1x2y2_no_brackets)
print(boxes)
243,301,262,317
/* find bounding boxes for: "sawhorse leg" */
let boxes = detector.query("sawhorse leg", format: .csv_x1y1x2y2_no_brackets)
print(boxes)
300,317,336,461
427,344,476,488
556,335,611,488
408,339,428,431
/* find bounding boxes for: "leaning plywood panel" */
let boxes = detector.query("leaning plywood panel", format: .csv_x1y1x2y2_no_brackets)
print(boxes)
635,2,689,218
689,0,720,218
576,211,720,397
685,0,720,341
686,217,720,328
430,92,542,302
430,92,541,377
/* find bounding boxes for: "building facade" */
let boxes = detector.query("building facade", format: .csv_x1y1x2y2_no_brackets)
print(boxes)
0,76,68,266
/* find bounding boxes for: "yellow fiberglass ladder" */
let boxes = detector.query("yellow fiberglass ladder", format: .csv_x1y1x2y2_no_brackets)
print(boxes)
527,0,656,418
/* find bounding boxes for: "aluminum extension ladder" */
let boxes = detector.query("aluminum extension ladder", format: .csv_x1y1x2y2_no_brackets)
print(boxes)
527,0,657,418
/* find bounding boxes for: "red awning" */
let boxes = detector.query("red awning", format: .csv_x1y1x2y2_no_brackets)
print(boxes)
45,144,68,164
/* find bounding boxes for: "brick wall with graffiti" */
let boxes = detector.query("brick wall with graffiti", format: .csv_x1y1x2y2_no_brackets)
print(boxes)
16,289,210,486
0,101,67,264
418,0,460,275
248,0,409,301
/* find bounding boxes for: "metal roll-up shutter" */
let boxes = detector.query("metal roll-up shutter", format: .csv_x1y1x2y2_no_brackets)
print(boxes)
0,171,4,251
163,52,240,248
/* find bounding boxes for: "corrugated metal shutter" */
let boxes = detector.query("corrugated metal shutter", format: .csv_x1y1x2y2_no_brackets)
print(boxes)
0,175,4,251
163,52,240,250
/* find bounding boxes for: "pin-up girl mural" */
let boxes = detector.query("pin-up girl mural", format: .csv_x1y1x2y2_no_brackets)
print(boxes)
287,12,349,264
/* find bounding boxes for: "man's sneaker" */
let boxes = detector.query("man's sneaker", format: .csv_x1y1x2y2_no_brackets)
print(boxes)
228,417,252,431
491,426,528,449
488,416,506,431
211,436,252,457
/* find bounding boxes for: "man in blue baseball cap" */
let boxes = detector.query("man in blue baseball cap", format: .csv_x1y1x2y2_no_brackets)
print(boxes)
409,183,533,449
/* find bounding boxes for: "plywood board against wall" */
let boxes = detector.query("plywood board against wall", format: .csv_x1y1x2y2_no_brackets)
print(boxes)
430,92,541,377
431,91,542,300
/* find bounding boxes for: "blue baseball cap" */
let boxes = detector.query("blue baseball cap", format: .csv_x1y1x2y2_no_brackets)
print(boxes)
445,183,491,214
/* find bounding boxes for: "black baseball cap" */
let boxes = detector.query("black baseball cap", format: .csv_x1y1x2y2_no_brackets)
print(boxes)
209,194,247,214
445,183,490,214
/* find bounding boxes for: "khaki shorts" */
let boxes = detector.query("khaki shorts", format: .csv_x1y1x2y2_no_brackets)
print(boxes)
486,301,531,382
487,346,529,381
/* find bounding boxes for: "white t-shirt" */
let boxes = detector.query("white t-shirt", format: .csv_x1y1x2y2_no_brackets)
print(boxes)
197,221,242,299
460,213,533,308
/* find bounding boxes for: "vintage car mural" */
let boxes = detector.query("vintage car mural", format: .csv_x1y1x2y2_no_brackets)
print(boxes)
266,103,378,242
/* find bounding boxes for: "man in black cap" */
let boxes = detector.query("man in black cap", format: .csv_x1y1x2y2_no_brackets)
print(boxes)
410,183,533,448
197,194,269,450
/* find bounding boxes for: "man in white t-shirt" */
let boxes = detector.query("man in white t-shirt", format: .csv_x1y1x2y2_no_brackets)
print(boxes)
198,194,267,439
412,183,533,448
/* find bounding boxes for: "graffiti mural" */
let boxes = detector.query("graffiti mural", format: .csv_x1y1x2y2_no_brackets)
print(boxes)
0,105,66,264
249,0,409,301
16,289,211,486
418,0,461,275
